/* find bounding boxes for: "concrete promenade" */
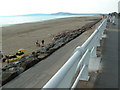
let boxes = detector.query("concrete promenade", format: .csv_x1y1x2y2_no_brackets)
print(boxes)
94,17,119,88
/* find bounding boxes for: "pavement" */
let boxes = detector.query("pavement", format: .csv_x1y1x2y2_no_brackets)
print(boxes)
94,17,119,88
2,21,101,88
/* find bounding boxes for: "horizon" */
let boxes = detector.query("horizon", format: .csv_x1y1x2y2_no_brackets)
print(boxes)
0,0,119,16
0,12,108,17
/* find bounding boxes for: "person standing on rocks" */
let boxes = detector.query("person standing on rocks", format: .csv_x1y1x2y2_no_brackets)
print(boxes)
35,40,40,47
41,40,45,47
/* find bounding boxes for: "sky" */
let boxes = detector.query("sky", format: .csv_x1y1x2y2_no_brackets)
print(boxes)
0,0,119,16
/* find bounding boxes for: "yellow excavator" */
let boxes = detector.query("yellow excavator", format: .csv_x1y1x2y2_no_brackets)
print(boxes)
5,50,26,63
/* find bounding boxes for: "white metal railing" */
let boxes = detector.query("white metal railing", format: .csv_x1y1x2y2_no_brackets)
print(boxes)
42,18,107,89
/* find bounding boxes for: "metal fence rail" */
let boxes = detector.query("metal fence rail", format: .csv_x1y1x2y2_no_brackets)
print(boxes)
43,18,107,89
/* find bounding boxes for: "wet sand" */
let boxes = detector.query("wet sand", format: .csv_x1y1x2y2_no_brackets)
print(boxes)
2,15,101,55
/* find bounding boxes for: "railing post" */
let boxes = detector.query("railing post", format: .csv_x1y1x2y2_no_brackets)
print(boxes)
101,19,107,39
79,65,90,81
91,47,97,57
79,49,90,81
101,30,107,38
96,38,100,46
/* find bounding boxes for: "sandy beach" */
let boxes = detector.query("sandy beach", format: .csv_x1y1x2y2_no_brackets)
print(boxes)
2,15,101,55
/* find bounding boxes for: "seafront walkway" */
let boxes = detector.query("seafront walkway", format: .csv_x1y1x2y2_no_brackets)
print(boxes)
93,17,119,88
76,17,119,88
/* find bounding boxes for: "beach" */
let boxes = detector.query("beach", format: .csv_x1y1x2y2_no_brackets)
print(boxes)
2,15,101,55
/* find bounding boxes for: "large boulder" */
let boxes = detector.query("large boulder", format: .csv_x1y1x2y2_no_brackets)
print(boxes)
21,58,39,70
1,70,18,86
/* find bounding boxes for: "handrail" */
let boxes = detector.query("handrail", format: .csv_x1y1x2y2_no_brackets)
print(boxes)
81,19,107,51
42,18,107,88
43,49,82,88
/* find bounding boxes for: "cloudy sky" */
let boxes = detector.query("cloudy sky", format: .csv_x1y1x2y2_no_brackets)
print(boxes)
0,0,119,16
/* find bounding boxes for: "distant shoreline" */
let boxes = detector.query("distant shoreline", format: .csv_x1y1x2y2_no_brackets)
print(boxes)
1,15,95,28
0,12,103,17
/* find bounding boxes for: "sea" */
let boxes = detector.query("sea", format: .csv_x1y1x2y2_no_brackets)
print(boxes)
0,14,90,27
